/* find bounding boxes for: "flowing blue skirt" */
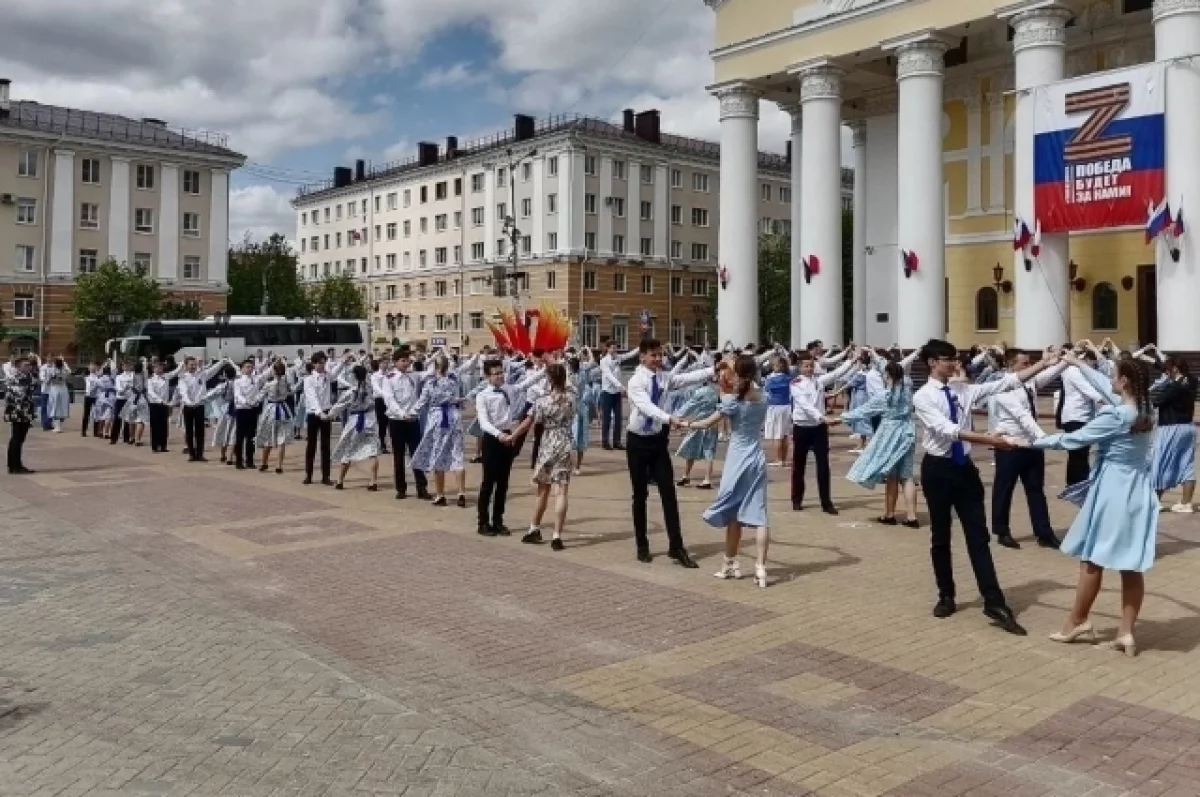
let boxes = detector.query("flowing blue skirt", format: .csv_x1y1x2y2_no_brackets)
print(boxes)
1149,424,1196,491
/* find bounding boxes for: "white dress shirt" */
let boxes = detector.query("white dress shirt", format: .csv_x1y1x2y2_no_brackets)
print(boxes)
114,372,134,400
177,361,225,407
789,359,857,427
303,371,333,416
382,369,430,420
369,370,388,400
913,374,1020,458
988,361,1067,441
864,368,886,400
627,365,715,436
146,375,171,405
600,349,638,394
233,373,264,410
1058,365,1106,425
476,370,547,436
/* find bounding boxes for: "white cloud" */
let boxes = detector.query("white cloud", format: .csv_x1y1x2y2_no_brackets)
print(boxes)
229,185,296,244
382,138,414,163
419,62,489,90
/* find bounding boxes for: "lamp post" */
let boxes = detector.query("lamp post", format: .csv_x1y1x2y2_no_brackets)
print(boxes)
305,314,320,353
486,146,537,301
213,310,231,359
107,311,124,361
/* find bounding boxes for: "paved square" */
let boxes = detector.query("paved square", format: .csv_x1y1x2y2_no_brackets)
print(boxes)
2,427,1200,796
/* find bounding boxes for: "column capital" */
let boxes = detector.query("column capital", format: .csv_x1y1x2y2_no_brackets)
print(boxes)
998,3,1072,51
1154,0,1200,22
712,82,762,121
883,33,955,80
847,121,867,148
778,100,803,134
789,60,843,103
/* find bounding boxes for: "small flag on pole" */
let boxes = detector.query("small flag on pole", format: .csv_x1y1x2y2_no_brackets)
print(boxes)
1145,199,1171,243
1012,219,1031,251
1030,221,1041,258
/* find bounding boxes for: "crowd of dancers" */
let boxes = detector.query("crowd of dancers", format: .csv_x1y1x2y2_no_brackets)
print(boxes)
4,332,1194,656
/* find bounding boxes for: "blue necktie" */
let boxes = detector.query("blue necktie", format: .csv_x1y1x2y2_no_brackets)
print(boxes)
941,386,967,465
644,375,661,432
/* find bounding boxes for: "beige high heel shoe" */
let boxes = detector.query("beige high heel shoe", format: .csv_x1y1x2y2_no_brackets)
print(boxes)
1049,621,1096,644
1100,633,1138,657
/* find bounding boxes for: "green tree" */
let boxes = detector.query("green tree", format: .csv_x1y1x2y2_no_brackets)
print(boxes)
228,233,310,317
159,299,203,320
757,233,791,345
308,274,366,319
70,258,164,354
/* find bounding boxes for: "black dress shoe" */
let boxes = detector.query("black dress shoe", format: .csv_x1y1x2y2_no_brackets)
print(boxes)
493,525,511,537
933,598,957,618
602,444,613,451
996,535,1021,550
636,551,653,564
1036,535,1062,550
275,468,283,474
792,502,804,511
668,549,699,569
195,457,209,463
258,465,268,472
456,495,466,508
367,484,378,492
13,467,35,475
876,516,898,526
395,490,407,500
821,505,839,516
302,477,313,485
983,604,1028,636
522,529,543,544
614,444,626,451
321,479,334,486
334,482,344,490
902,519,921,529
416,489,433,501
431,496,447,506
551,538,565,551
477,523,497,537
235,463,245,470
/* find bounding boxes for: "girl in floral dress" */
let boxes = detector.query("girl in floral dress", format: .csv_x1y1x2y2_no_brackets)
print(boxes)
256,360,296,473
206,364,238,462
328,364,382,491
119,362,150,446
512,363,576,550
92,366,116,439
411,354,468,507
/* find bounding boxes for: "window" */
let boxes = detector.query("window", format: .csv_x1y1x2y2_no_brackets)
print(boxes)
581,315,598,348
418,315,426,332
522,163,532,182
386,192,398,210
435,280,447,297
671,169,683,189
641,275,653,293
374,196,381,212
496,168,506,188
435,214,447,231
453,245,462,264
584,270,597,290
311,236,319,251
386,223,397,241
78,248,98,273
136,164,155,190
453,279,460,296
613,235,625,254
419,217,427,233
610,317,628,349
692,320,708,347
521,198,532,217
454,177,463,196
183,256,201,280
640,238,653,257
641,165,653,184
671,205,682,225
80,202,100,230
842,196,853,212
347,201,356,216
435,247,447,266
521,235,531,255
335,232,342,248
419,186,428,204
497,202,507,221
134,251,152,273
670,318,684,348
780,187,792,203
585,156,597,175
547,232,558,250
975,287,999,331
548,157,559,177
691,243,709,261
81,158,101,185
547,193,558,214
419,249,428,267
386,253,396,270
470,312,484,330
401,252,410,269
760,218,774,235
324,234,330,249
612,197,625,218
13,294,34,319
584,232,597,251
374,256,381,272
324,207,330,222
761,184,772,201
692,173,709,192
692,278,710,296
302,212,307,226
670,276,683,295
15,198,36,225
434,314,445,331
418,282,427,298
17,151,38,178
471,207,484,226
435,181,447,200
496,239,506,257
471,173,484,193
183,212,201,237
692,208,710,227
453,211,462,228
14,245,35,273
404,220,412,236
374,225,381,241
640,201,652,221
614,160,627,180
471,242,485,260
585,194,597,214
335,204,343,220
613,273,626,292
1092,282,1119,330
134,208,154,234
546,271,557,289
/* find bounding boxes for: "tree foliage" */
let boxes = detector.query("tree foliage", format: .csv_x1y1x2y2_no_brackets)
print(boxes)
227,233,310,317
0,309,8,345
69,259,165,354
308,274,366,319
159,299,203,320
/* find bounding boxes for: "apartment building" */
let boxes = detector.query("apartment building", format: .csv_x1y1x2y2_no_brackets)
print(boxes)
293,110,853,351
0,78,245,358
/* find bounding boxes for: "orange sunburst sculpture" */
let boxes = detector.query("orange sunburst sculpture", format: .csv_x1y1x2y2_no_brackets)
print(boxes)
488,301,570,354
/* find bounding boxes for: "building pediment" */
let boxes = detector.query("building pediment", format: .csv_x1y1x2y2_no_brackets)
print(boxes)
792,0,898,26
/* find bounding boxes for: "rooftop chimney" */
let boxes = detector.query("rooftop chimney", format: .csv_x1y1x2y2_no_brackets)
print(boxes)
514,114,535,142
446,136,459,160
0,79,10,113
634,110,661,144
623,109,635,133
417,142,438,167
333,166,352,189
354,159,366,181
141,117,167,127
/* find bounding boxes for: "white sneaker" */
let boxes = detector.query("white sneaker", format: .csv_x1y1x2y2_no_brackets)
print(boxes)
1170,503,1195,514
713,557,741,580
753,565,768,589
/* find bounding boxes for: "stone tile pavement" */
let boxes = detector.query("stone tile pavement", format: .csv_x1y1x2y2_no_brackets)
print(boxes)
2,427,1200,796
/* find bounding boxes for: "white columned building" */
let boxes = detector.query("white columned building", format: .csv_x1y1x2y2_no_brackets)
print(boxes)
849,121,867,342
1004,2,1072,349
794,61,844,347
887,35,951,348
715,83,762,347
1155,0,1200,351
783,101,804,348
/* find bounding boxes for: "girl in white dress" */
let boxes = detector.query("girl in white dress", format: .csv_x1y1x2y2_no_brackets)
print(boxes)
328,364,381,490
256,360,296,474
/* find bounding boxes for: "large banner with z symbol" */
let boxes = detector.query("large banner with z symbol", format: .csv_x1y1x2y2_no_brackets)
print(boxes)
1034,62,1166,233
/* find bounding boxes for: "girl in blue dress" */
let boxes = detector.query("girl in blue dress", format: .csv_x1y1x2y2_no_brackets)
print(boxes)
411,355,468,507
685,355,770,588
675,380,720,489
842,351,875,451
569,350,600,474
1023,355,1156,657
841,361,919,528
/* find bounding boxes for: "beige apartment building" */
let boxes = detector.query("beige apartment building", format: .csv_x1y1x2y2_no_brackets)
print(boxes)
0,78,245,359
293,111,852,352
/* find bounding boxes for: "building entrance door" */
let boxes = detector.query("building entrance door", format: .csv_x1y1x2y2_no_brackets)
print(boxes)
1137,264,1157,345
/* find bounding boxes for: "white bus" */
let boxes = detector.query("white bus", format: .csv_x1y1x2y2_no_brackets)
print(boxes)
106,316,369,364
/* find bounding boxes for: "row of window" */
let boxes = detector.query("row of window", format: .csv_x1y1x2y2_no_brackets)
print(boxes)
577,316,709,350
11,245,203,278
17,153,203,194
974,283,1120,332
9,197,201,236
363,271,709,302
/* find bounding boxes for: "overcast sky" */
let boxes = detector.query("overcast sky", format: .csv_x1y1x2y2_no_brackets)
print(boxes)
0,0,799,244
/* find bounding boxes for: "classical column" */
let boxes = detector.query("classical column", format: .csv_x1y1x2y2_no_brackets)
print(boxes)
886,35,950,348
208,169,230,285
1005,3,1071,348
1155,0,1200,350
792,62,843,346
781,101,804,347
653,163,669,260
49,150,75,277
848,122,868,343
108,156,130,267
715,83,761,348
159,163,179,281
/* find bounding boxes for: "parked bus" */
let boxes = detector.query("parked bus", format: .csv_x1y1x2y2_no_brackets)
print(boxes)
105,317,369,364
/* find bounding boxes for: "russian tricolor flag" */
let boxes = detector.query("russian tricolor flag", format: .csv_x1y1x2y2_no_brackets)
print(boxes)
1146,200,1171,243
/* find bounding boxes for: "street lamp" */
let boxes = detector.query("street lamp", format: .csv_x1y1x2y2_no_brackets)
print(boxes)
304,314,320,350
107,311,124,361
485,146,537,300
213,310,231,358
